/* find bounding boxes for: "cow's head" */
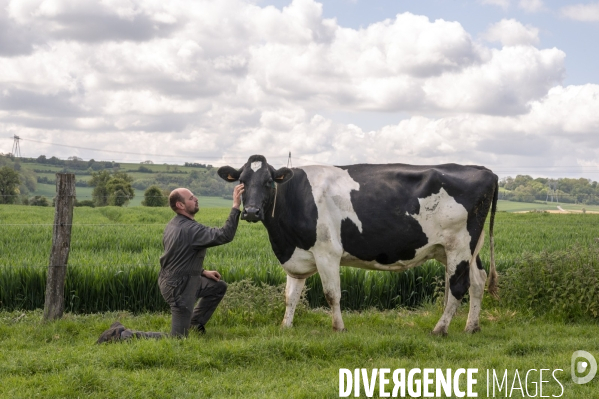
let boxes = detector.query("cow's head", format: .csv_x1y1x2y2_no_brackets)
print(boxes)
217,155,293,222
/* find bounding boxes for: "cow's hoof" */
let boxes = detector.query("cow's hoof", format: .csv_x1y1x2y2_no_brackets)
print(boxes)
333,327,348,333
465,326,481,334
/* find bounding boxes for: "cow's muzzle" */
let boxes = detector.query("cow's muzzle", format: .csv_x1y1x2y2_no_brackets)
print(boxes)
241,207,262,222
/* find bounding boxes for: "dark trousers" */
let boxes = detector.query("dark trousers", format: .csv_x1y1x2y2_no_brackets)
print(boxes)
159,274,228,337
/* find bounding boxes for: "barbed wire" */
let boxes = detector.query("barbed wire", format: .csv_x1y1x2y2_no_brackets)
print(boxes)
0,264,160,268
4,136,334,166
1,221,597,227
9,135,599,170
3,192,599,198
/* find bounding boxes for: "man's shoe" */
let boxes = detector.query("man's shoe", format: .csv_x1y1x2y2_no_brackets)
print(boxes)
96,321,126,344
190,324,206,335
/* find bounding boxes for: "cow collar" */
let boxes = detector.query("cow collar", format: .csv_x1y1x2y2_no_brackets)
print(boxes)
271,182,278,217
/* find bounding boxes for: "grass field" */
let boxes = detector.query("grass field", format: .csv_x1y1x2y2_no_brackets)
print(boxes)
2,205,599,397
31,183,232,207
0,306,597,398
497,200,599,213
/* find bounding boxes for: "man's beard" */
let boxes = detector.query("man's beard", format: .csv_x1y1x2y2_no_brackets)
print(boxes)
188,204,199,215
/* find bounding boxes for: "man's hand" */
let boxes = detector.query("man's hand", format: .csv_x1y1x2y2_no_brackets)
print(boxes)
202,270,221,282
232,183,244,209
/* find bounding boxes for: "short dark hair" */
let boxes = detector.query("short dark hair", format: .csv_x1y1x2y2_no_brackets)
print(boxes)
169,190,184,212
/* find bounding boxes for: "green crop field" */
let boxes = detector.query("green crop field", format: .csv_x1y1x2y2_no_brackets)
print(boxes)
30,183,232,207
2,205,599,312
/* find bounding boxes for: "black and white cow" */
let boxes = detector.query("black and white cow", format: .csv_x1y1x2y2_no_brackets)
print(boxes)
218,155,498,335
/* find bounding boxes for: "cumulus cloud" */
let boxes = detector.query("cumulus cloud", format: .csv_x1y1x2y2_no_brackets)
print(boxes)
482,19,540,46
0,0,596,175
518,0,544,13
6,0,178,42
561,2,599,22
479,0,511,10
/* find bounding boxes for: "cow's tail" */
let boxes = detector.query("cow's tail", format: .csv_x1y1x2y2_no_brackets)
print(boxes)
487,177,499,298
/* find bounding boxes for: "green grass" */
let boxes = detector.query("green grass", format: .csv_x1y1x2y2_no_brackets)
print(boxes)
0,306,597,398
3,205,599,312
28,183,231,207
497,199,599,213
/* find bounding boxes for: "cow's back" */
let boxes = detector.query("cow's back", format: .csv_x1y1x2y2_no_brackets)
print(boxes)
296,163,496,267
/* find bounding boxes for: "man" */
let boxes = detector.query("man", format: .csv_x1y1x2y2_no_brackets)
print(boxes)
97,184,244,343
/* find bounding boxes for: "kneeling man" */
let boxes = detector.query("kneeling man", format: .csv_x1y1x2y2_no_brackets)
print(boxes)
97,184,244,343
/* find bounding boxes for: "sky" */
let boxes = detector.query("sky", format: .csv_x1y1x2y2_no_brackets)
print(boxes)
1,0,599,178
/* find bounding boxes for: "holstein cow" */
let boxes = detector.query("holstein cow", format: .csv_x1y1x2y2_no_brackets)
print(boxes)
218,155,498,335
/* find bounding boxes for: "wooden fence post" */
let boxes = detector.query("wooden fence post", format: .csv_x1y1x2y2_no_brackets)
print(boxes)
43,173,75,321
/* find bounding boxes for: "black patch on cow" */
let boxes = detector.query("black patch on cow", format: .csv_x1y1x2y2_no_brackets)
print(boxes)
337,165,438,264
338,163,497,266
262,168,318,264
449,260,470,300
476,255,483,270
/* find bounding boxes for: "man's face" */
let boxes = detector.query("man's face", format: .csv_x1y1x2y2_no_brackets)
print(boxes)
180,190,199,215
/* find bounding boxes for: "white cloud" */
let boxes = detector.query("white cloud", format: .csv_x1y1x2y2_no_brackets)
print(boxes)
518,0,544,13
479,0,511,10
525,84,599,135
561,2,599,22
482,19,540,46
0,0,596,176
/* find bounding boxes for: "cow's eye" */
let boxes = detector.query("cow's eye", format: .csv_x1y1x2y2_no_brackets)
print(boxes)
265,180,273,187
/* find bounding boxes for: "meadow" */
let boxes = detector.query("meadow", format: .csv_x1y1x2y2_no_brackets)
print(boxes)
1,306,598,398
32,183,232,207
2,205,599,397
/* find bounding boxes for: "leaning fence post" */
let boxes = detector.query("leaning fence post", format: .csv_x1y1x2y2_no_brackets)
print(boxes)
43,173,75,321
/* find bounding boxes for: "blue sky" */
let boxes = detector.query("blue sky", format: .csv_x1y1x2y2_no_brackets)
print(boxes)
1,0,599,178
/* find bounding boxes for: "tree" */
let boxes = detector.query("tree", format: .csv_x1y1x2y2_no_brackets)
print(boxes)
142,185,168,207
30,195,50,206
89,170,134,207
0,166,21,204
89,170,111,206
106,177,134,206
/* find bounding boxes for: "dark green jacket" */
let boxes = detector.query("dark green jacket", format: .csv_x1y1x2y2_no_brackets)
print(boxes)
159,208,240,278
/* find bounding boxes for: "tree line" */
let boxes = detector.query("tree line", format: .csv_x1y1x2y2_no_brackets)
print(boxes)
5,153,599,207
500,175,599,204
0,153,232,207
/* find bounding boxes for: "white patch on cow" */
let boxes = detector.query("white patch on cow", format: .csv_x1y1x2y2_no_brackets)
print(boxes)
409,187,471,264
250,161,262,172
281,247,317,279
302,165,363,241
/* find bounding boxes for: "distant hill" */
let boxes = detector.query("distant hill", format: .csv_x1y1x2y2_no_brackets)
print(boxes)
0,154,233,207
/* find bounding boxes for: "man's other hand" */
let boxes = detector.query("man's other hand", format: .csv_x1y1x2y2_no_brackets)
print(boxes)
202,270,221,281
233,184,244,209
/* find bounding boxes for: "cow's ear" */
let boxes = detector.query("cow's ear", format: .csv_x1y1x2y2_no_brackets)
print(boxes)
217,166,241,182
273,167,293,184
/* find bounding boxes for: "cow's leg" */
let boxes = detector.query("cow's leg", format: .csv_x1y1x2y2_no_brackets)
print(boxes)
464,256,487,333
464,231,487,333
432,253,470,336
281,275,306,328
314,254,345,331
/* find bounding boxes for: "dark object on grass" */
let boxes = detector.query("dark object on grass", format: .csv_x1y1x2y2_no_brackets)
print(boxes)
96,321,126,344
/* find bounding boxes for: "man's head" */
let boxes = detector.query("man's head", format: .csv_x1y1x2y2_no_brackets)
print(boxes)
169,188,199,217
